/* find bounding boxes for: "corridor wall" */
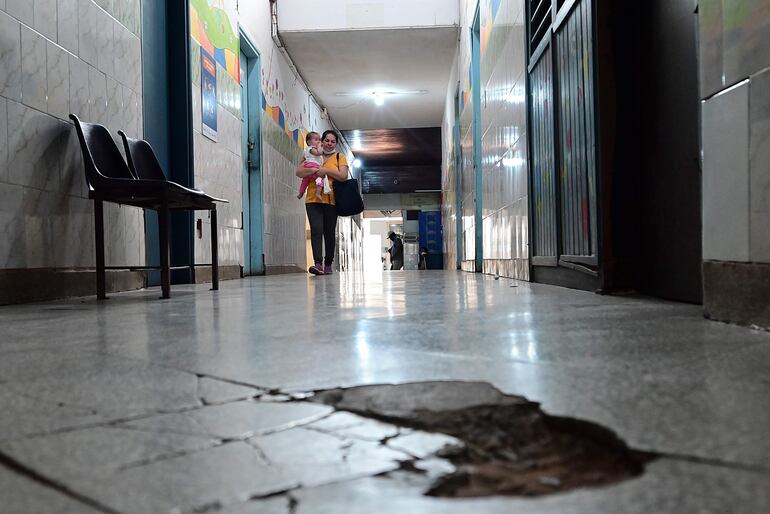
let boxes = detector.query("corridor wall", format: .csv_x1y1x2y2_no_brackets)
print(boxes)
699,0,770,327
441,0,530,280
191,0,358,276
0,0,145,303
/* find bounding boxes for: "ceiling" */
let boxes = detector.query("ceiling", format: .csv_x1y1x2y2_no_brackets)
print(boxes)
280,27,459,130
343,128,442,194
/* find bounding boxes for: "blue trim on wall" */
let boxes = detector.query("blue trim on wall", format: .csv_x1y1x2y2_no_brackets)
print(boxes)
167,0,195,284
141,0,169,285
141,0,194,285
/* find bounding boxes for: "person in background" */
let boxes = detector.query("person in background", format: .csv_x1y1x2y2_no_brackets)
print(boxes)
419,247,429,270
387,232,404,271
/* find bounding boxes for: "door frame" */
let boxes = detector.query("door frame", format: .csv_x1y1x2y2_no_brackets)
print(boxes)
142,0,194,285
239,29,265,276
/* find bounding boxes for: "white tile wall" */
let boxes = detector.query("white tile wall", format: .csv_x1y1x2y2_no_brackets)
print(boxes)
702,80,750,262
77,0,98,67
0,96,7,181
57,0,79,55
46,40,69,119
451,0,528,278
20,25,47,111
722,0,770,88
34,0,57,42
0,0,145,271
749,68,770,263
6,0,33,27
191,41,245,268
0,11,22,101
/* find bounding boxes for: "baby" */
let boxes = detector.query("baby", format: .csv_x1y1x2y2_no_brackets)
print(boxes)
297,131,329,199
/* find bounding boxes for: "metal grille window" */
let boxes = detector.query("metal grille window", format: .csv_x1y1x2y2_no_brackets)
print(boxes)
528,0,552,55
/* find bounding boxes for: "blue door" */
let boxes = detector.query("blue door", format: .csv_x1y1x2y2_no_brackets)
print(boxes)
240,40,264,275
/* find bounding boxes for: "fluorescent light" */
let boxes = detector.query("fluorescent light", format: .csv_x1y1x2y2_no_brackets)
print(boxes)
335,90,428,97
502,157,525,167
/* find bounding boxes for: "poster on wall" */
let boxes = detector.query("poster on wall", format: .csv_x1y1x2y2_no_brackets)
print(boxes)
201,50,218,141
190,0,240,83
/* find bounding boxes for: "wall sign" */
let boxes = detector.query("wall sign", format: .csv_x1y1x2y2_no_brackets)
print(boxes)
201,50,218,142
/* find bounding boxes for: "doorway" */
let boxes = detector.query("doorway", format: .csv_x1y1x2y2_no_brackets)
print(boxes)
240,33,265,276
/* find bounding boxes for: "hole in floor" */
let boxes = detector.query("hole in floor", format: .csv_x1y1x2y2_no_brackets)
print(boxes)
311,381,656,498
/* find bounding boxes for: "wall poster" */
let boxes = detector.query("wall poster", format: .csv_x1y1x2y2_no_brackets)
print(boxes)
190,0,240,83
201,50,218,141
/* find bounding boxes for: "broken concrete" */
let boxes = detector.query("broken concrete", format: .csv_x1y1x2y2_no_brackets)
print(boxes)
313,381,654,497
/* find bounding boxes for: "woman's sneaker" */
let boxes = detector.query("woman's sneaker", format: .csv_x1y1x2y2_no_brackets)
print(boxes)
323,265,333,275
309,263,324,275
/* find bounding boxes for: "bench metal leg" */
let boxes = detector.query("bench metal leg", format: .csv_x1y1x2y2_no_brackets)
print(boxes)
158,201,171,299
94,200,108,300
211,207,219,291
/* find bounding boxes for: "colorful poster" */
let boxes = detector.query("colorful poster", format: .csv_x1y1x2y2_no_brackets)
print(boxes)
190,0,240,83
201,50,218,141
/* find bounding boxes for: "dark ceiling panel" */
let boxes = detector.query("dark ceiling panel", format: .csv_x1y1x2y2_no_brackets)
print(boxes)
342,127,442,194
361,165,441,194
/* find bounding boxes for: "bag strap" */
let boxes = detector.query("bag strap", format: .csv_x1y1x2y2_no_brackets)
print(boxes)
335,152,352,180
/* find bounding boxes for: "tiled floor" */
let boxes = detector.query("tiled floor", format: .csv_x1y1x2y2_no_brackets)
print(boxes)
1,271,769,513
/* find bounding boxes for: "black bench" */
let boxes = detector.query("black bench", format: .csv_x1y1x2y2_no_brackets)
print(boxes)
70,114,227,299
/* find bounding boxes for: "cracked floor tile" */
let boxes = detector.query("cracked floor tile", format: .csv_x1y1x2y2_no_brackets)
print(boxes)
387,431,462,459
4,361,202,418
307,411,403,442
0,426,216,481
216,495,293,514
121,400,334,440
197,376,261,404
250,427,407,488
0,389,105,441
0,465,103,514
7,441,295,514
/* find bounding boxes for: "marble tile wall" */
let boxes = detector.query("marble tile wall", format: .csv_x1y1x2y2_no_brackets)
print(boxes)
448,0,529,278
700,2,770,265
441,130,458,270
702,81,750,262
191,40,244,268
260,121,307,271
479,0,528,280
699,0,770,98
0,1,144,272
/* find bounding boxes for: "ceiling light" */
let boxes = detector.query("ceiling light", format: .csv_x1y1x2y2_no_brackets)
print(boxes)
334,90,429,97
353,159,362,167
373,93,385,106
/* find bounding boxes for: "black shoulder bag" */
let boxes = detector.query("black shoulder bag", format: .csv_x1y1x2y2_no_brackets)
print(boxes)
332,153,365,217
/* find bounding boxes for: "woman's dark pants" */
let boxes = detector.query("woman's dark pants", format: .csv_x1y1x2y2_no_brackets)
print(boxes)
305,203,337,266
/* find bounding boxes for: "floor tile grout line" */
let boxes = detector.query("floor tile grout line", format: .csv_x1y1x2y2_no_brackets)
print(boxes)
0,450,121,514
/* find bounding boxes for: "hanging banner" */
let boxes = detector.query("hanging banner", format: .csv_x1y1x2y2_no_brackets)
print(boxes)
201,50,218,141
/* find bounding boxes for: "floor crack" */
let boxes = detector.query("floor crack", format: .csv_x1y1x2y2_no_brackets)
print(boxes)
0,450,120,514
656,451,770,475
